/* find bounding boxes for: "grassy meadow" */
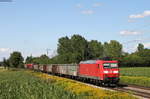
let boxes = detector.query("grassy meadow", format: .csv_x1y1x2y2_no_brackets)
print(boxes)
120,67,150,87
0,68,137,99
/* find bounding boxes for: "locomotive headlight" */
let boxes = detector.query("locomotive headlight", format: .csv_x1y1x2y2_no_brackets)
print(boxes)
113,71,118,73
104,71,109,73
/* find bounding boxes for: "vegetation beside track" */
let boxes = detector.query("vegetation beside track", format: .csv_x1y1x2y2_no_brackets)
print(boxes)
0,69,137,99
30,71,138,99
120,67,150,87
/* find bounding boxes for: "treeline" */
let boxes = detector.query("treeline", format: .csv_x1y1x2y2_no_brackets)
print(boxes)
53,35,122,63
121,48,150,67
2,51,24,68
26,34,150,67
1,34,150,68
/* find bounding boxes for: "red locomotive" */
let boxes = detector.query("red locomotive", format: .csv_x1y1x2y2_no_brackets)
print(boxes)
25,60,120,85
79,60,119,85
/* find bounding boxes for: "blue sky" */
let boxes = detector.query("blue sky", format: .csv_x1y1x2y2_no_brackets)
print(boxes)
0,0,150,60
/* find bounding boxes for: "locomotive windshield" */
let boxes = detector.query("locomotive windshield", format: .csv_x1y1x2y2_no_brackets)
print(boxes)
103,63,118,68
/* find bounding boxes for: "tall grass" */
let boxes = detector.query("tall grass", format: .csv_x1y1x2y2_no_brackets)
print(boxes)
0,70,81,99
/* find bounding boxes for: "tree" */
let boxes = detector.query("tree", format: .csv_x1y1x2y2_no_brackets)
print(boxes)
0,61,2,67
39,54,49,64
57,36,72,63
103,42,109,57
31,54,50,64
70,34,88,62
137,43,144,52
3,58,10,69
136,49,150,66
103,40,123,60
120,48,150,67
25,56,33,64
57,36,71,55
121,54,144,67
88,40,103,59
57,34,88,63
9,51,24,68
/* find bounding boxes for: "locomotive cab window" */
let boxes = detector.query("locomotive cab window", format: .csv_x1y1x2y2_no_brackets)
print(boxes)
103,63,118,68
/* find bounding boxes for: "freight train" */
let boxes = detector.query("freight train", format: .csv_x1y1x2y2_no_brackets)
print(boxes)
25,60,120,86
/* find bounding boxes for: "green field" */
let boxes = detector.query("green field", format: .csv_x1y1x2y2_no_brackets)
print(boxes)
0,69,80,99
120,67,150,87
120,67,150,77
0,69,137,99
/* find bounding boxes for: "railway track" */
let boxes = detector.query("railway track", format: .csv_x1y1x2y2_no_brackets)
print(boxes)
112,84,150,99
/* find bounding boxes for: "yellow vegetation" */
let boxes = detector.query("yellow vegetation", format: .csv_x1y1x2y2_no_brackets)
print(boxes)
26,71,138,99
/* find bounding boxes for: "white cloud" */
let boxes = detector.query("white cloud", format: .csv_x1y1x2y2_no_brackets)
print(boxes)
76,4,83,8
81,10,94,15
0,48,10,53
129,14,144,19
129,10,150,19
144,42,150,48
128,19,136,23
93,3,102,7
120,30,142,36
0,48,11,61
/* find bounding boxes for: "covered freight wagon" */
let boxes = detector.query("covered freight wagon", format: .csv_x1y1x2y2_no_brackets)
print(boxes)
51,64,78,76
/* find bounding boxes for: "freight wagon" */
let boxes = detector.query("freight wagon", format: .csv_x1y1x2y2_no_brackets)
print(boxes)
26,60,120,85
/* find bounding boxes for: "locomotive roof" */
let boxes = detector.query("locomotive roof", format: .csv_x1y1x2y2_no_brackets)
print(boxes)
80,60,97,64
80,59,117,64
